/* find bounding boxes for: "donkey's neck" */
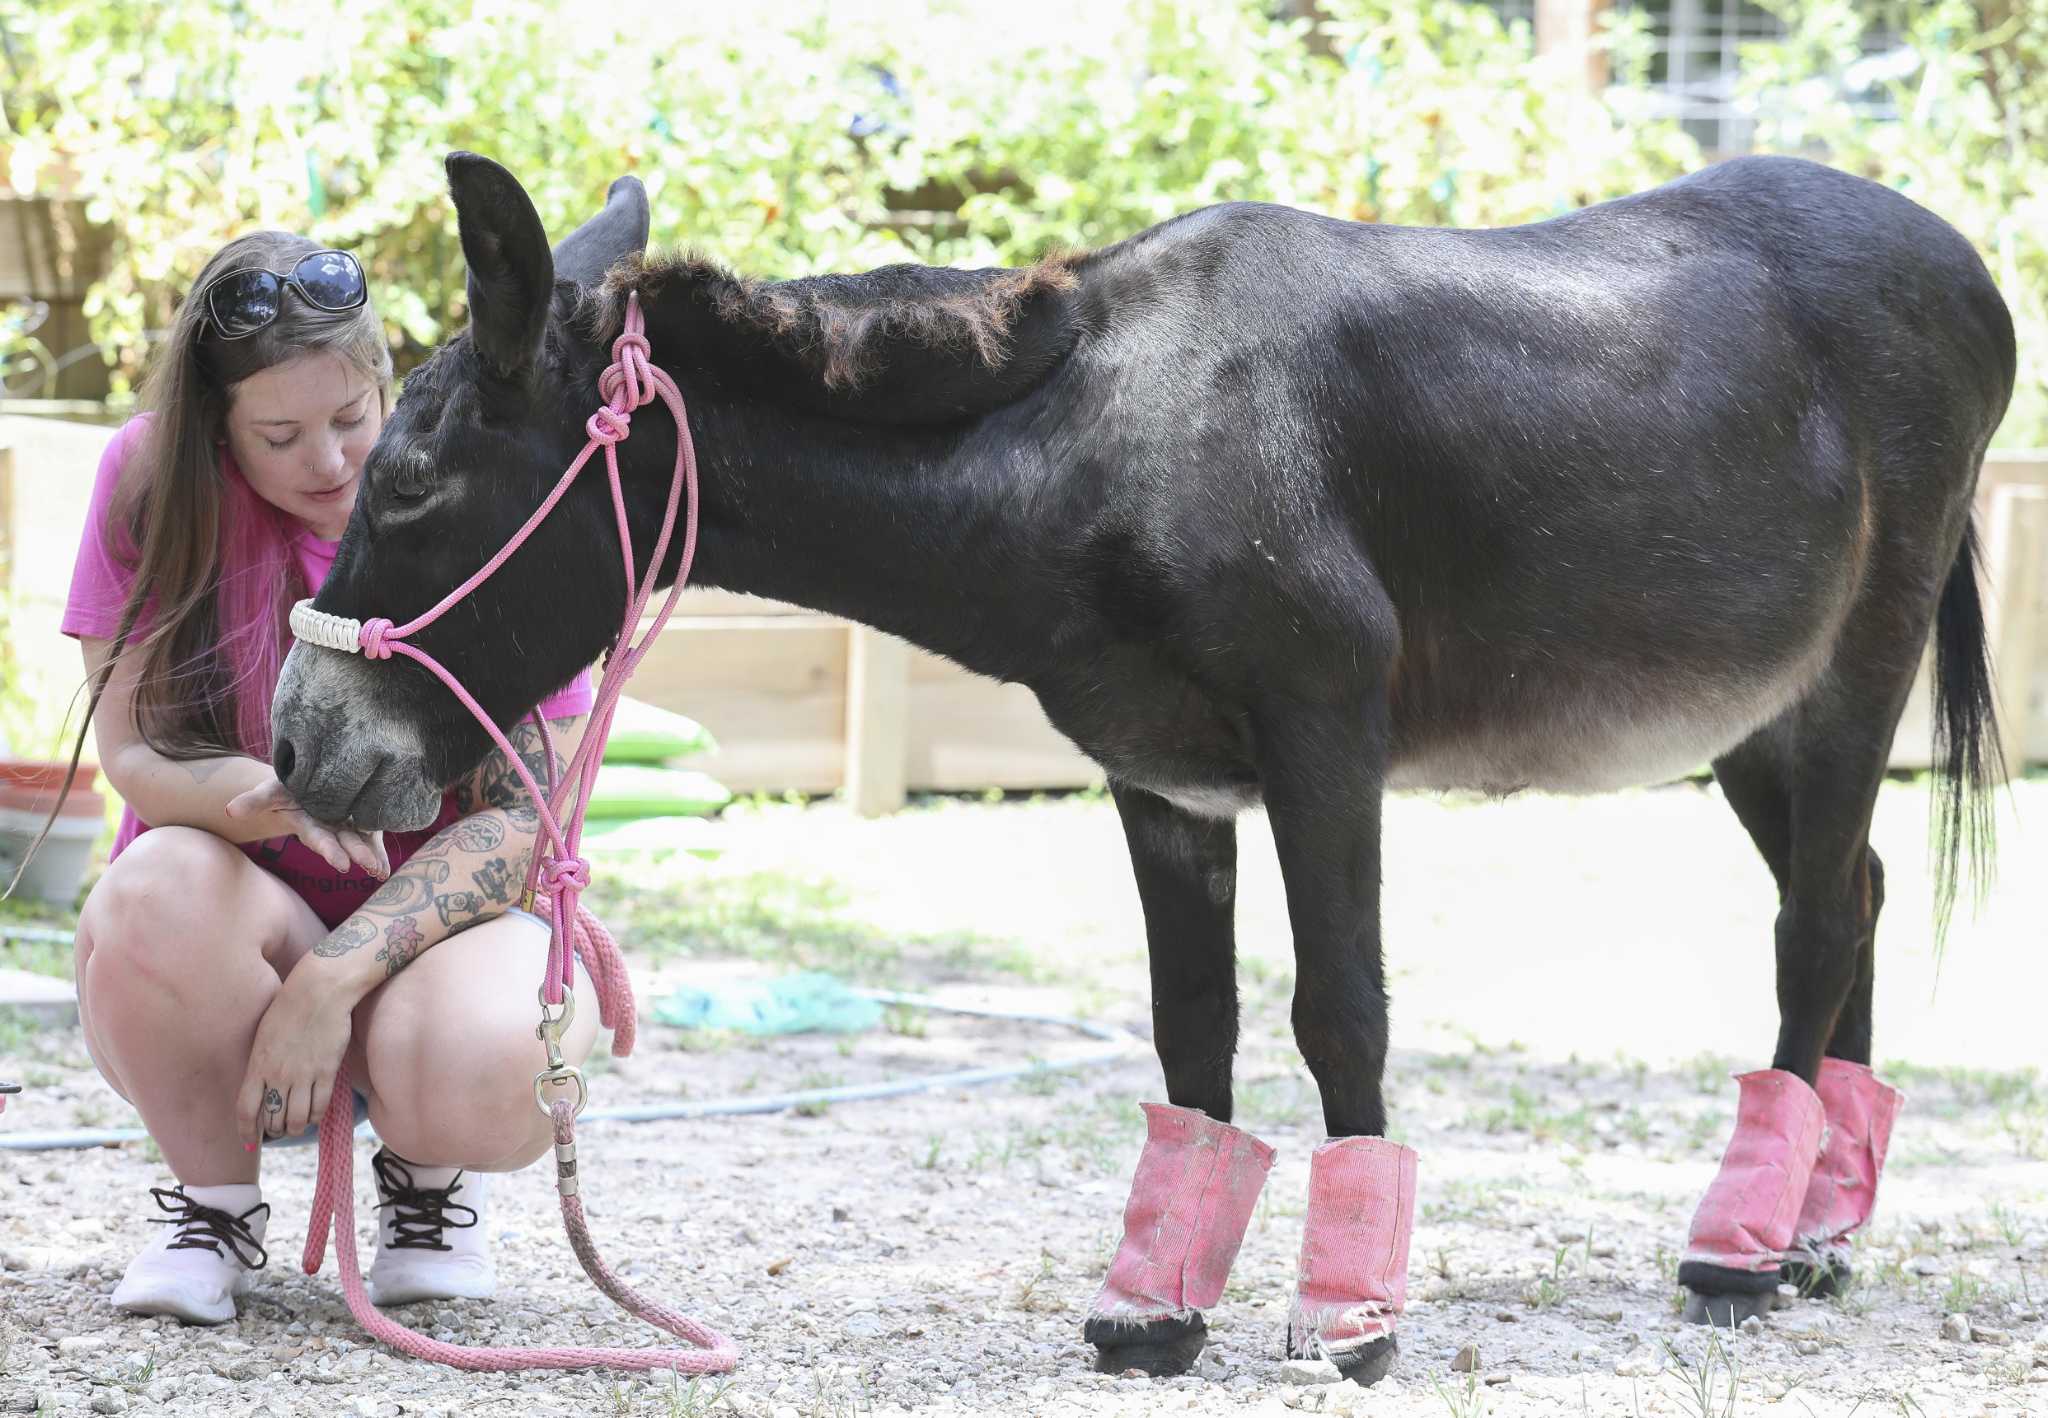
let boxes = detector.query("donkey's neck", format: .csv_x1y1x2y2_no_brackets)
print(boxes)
611,308,1068,683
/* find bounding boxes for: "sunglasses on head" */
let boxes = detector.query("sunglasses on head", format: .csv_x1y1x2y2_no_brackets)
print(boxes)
202,249,368,340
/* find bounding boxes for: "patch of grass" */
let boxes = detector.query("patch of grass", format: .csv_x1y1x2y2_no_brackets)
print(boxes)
106,1348,158,1395
1015,1249,1061,1313
1015,1059,1067,1096
1681,1053,1740,1097
1661,1326,1740,1418
881,1003,927,1038
1235,1072,1314,1124
1682,1110,1726,1155
1942,1270,1986,1313
0,1005,44,1056
1881,1060,2042,1109
1830,1269,1879,1317
960,1090,1133,1177
1465,1084,1598,1149
1524,1242,1572,1309
655,1373,732,1417
1431,1371,1486,1417
791,1071,843,1117
2002,1107,2048,1160
799,1368,874,1418
0,902,78,979
588,868,1051,986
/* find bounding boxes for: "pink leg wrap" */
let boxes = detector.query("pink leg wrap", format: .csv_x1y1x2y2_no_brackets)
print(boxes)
1683,1069,1826,1276
1090,1102,1276,1324
1793,1059,1903,1263
1289,1135,1418,1355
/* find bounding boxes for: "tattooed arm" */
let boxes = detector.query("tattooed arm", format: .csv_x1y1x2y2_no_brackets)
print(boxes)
236,712,588,1136
299,713,590,989
236,713,589,1141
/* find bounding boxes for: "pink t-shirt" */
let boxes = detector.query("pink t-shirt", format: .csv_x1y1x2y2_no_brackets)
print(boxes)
65,416,594,928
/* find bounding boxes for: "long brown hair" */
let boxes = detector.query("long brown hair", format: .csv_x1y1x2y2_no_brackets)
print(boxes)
99,233,389,761
12,234,390,894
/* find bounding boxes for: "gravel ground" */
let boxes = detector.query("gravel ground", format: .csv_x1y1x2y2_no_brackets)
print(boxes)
3,779,2045,1416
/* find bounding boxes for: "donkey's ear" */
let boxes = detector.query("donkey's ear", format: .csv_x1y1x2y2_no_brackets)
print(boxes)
552,175,650,288
446,151,553,382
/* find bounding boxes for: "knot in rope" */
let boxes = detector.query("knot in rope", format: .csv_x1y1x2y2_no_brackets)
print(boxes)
595,301,652,414
541,855,591,893
360,618,396,660
610,323,651,402
585,405,632,446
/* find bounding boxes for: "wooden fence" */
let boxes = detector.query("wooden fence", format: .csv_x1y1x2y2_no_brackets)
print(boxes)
3,416,2043,813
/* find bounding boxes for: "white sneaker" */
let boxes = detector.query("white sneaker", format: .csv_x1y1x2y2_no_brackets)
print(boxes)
111,1183,269,1325
366,1149,496,1305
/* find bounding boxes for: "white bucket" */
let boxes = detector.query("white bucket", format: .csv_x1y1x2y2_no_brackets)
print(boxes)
0,804,101,907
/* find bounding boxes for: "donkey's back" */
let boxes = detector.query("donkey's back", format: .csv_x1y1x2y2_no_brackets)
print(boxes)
1046,155,2014,800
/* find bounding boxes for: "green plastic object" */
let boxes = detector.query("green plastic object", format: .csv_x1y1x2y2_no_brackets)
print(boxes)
603,697,716,765
585,765,732,820
652,972,883,1036
581,815,722,860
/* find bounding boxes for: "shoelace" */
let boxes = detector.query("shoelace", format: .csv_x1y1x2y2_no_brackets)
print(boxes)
373,1150,480,1253
146,1186,269,1269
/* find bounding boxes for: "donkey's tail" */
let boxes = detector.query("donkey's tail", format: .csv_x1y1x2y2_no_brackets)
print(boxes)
1930,517,2003,940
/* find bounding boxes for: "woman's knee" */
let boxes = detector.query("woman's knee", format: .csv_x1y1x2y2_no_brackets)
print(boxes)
82,828,247,953
362,994,583,1170
364,1032,558,1170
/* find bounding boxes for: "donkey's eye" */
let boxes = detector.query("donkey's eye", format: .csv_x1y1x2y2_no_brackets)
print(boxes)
389,473,430,503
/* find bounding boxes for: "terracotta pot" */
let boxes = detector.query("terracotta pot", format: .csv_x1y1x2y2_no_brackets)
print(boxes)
0,760,104,819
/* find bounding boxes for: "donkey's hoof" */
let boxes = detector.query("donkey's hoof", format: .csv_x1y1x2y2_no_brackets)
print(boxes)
1330,1334,1398,1387
1677,1260,1781,1327
1085,1311,1207,1376
1283,1333,1398,1387
1780,1256,1851,1299
1682,1288,1778,1327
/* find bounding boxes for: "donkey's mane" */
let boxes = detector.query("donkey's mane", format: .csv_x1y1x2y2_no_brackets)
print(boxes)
585,249,1086,421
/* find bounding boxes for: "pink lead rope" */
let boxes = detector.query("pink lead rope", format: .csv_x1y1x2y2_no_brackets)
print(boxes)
290,293,736,1373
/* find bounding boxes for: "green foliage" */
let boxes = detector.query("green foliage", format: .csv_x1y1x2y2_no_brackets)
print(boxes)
1,0,1696,385
11,0,2037,451
1741,1,2048,448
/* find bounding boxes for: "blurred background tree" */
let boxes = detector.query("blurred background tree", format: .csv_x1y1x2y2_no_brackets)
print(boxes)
0,0,2039,444
1740,0,2046,449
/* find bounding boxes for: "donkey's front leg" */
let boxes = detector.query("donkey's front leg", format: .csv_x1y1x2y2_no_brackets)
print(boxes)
1259,703,1416,1388
1086,785,1275,1378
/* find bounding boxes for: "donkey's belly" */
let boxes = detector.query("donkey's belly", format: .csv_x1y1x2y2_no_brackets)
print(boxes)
1387,652,1825,796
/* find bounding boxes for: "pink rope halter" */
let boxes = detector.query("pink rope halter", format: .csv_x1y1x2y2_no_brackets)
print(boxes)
289,293,736,1373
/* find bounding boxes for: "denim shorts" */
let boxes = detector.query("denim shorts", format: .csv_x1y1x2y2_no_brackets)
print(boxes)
268,1087,371,1148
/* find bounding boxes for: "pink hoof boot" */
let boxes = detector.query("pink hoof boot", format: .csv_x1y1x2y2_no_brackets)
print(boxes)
1085,1102,1275,1375
1288,1135,1418,1386
1679,1068,1825,1324
1785,1060,1903,1295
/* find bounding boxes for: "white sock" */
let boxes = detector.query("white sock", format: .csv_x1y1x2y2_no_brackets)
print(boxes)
386,1162,461,1191
183,1182,264,1214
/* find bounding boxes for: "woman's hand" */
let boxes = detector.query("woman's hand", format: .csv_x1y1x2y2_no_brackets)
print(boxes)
226,773,388,877
237,968,355,1145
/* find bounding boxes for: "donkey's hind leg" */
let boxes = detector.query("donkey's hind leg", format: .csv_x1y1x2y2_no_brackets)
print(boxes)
1684,666,1913,1323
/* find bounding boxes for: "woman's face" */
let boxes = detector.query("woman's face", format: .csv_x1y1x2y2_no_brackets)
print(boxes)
225,352,382,540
